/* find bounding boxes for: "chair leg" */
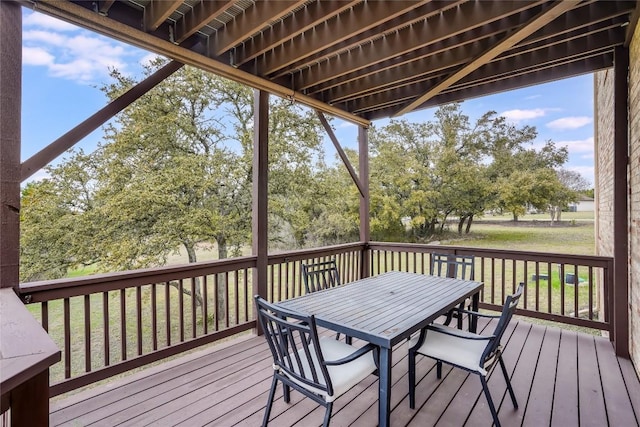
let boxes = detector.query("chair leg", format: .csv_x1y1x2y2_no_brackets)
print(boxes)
480,375,501,427
322,402,333,427
436,361,442,379
408,349,417,409
499,356,518,409
456,302,464,329
283,383,291,403
345,335,352,345
262,376,278,427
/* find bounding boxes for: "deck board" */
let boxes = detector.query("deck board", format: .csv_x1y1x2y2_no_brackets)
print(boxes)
50,320,640,427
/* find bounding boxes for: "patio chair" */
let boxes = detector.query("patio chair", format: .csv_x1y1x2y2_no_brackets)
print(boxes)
301,259,341,294
407,283,524,427
255,296,378,427
430,253,476,328
301,259,350,343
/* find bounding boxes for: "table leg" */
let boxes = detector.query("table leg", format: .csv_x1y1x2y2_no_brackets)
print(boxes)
378,346,392,427
470,292,480,333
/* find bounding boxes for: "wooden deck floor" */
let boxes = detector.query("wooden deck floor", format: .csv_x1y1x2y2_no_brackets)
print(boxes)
50,318,640,426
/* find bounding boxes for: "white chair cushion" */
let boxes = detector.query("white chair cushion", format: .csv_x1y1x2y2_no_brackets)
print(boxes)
282,337,377,402
409,325,491,376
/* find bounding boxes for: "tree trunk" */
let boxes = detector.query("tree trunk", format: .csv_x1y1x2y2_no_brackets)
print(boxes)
216,237,228,324
513,213,519,221
465,214,474,234
181,243,204,310
556,208,562,222
457,216,465,235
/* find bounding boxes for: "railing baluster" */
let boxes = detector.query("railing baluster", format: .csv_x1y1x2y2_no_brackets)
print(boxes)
547,262,553,313
522,260,527,309
120,289,127,361
136,286,142,355
588,266,594,320
84,295,91,373
535,262,540,312
179,279,184,341
165,282,171,347
64,298,71,379
42,301,49,332
501,259,506,304
103,292,110,366
191,278,197,339
560,263,566,316
151,283,158,351
225,272,230,329
214,273,220,331
203,276,208,334
234,271,239,325
573,264,579,318
284,262,289,300
244,268,249,321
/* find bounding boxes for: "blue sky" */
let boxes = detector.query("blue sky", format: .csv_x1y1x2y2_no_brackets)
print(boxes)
22,9,596,186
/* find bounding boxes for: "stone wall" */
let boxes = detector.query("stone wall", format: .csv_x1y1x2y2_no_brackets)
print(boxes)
594,26,640,375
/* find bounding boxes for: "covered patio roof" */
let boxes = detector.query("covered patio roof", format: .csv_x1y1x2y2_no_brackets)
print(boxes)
17,0,637,125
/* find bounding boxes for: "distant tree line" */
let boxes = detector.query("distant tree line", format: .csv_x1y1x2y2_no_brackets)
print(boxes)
20,63,588,283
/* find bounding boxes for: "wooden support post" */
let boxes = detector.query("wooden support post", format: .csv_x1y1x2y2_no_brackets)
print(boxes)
0,1,21,291
359,125,370,278
252,90,269,333
613,45,629,358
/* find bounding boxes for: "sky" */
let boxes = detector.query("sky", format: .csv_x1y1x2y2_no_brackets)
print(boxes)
21,9,596,186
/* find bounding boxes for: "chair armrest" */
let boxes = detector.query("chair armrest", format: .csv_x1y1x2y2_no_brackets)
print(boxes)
324,343,377,366
455,308,501,319
427,324,495,341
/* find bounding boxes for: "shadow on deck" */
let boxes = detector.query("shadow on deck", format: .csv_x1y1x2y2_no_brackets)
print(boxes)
50,319,640,426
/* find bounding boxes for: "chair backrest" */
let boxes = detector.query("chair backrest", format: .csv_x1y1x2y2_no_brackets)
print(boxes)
430,253,475,280
482,282,524,365
301,259,341,294
254,296,334,396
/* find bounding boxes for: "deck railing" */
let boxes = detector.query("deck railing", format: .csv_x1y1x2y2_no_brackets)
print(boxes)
17,241,612,397
368,242,613,331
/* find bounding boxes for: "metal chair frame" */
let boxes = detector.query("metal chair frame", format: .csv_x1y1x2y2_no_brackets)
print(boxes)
255,296,377,427
408,283,525,427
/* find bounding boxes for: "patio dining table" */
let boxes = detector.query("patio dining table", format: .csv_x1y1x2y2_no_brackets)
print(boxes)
276,270,483,427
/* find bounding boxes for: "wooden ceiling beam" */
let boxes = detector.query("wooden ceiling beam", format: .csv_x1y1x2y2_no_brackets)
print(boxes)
356,52,613,120
98,0,116,16
211,1,306,56
293,1,544,92
144,0,182,32
234,0,360,66
362,54,612,120
257,1,429,76
271,0,463,79
322,36,501,104
319,19,608,104
303,0,624,95
394,0,580,116
174,1,235,44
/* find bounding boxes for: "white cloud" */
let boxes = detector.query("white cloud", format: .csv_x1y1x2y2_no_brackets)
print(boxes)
22,11,142,83
524,94,542,100
547,116,593,130
22,46,55,66
500,108,547,122
556,136,594,153
24,12,78,31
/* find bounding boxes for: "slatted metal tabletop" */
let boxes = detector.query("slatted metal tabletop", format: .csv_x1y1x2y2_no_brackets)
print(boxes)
277,271,483,427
